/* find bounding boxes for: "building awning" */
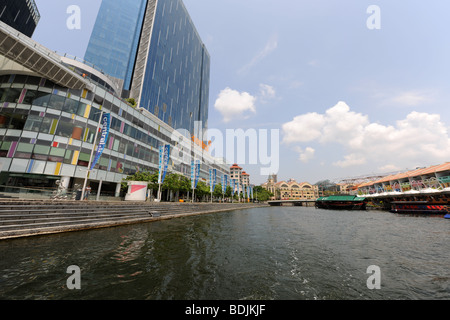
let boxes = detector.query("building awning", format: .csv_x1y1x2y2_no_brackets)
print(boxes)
319,195,366,202
0,21,90,90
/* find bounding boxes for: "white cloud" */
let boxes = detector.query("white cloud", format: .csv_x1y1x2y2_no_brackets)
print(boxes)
282,112,325,143
282,101,450,169
258,84,276,104
295,146,315,163
259,84,276,99
238,34,278,75
214,87,256,123
386,90,434,107
333,153,366,168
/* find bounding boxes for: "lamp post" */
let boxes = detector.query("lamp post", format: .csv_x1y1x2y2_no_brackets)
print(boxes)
80,110,104,201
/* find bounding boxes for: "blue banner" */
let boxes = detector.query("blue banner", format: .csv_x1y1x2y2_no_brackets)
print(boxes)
90,113,110,170
162,144,170,184
158,145,164,184
191,160,195,190
194,160,200,188
209,169,216,193
231,179,235,197
209,169,213,193
221,175,226,194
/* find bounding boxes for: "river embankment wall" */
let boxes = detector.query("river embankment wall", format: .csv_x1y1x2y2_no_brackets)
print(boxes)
0,200,269,240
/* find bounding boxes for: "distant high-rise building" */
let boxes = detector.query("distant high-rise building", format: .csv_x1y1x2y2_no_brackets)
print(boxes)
0,0,40,37
84,0,147,91
84,0,210,138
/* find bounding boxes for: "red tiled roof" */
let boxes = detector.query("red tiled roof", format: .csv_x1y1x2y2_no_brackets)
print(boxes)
358,162,450,188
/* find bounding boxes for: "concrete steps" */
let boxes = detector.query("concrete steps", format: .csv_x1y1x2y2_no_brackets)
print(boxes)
0,200,267,239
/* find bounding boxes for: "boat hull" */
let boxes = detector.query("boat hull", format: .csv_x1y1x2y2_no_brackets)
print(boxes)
316,201,366,210
390,202,448,216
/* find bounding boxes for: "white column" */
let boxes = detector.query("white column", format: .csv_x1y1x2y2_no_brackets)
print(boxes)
115,182,121,197
60,176,71,189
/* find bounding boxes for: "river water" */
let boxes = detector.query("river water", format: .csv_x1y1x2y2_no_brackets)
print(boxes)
0,206,448,300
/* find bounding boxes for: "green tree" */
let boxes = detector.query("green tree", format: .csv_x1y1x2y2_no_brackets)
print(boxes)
225,186,232,198
194,181,209,201
126,98,137,108
253,186,273,202
159,173,193,201
213,183,224,199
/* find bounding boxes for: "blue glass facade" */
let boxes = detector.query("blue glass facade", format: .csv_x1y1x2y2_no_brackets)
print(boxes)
84,0,147,90
138,0,210,136
85,0,210,136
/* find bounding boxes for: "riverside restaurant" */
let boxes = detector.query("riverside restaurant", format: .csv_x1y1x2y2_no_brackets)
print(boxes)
357,162,450,202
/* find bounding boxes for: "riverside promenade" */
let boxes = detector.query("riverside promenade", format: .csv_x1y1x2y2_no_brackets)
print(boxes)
0,200,269,240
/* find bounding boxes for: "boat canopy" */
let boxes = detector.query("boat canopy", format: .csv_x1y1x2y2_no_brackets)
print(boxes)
318,195,366,202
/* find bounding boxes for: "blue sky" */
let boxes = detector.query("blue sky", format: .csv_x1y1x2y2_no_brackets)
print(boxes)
33,0,450,185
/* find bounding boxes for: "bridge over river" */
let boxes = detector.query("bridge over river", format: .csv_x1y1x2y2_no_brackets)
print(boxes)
267,200,316,206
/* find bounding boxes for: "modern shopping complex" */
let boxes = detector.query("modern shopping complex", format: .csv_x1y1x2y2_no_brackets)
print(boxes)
0,0,231,199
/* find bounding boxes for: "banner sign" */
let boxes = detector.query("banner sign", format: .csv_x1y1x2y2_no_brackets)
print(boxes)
194,160,200,188
162,144,170,184
191,160,195,190
209,169,217,193
231,179,235,197
209,169,213,193
90,113,110,170
221,175,226,194
158,145,164,184
158,144,171,184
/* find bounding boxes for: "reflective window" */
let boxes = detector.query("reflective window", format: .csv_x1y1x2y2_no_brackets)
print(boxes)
39,118,52,134
77,152,90,167
15,143,33,159
64,149,73,164
49,147,65,162
32,145,50,161
0,88,22,103
23,114,43,132
56,119,75,138
0,112,27,129
63,98,80,114
48,94,65,110
31,91,51,107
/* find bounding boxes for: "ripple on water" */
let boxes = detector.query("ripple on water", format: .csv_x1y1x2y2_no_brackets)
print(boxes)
0,207,448,299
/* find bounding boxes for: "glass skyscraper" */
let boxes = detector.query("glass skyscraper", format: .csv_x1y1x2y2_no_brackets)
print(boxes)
84,0,210,138
0,0,40,37
84,0,147,90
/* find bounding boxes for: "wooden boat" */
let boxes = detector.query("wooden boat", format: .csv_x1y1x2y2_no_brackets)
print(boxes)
315,195,367,210
389,201,448,216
